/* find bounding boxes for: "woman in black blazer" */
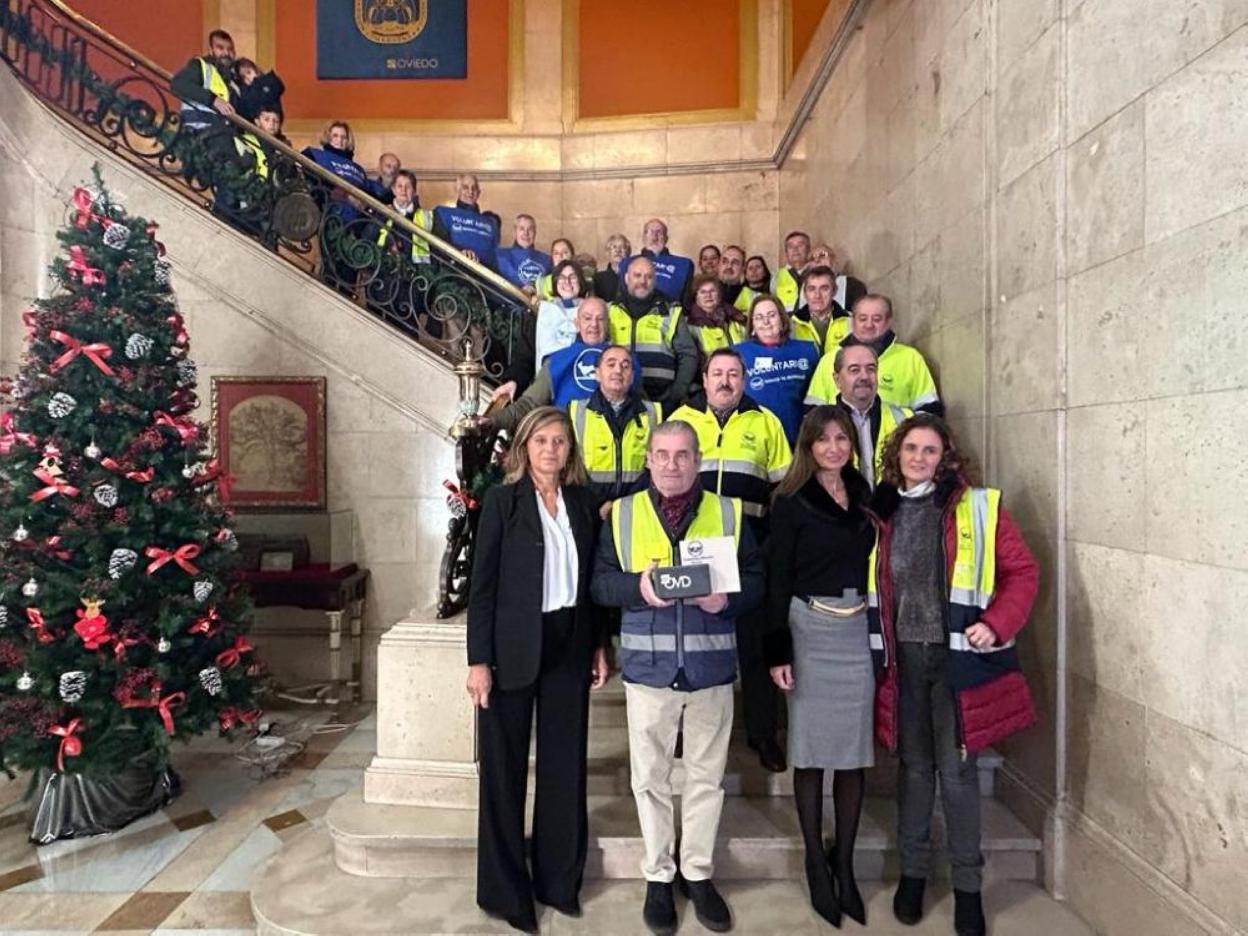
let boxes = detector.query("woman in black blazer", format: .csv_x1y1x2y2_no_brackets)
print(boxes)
466,405,609,933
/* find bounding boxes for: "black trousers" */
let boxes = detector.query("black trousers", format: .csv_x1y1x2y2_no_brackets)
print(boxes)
476,608,591,918
736,605,778,742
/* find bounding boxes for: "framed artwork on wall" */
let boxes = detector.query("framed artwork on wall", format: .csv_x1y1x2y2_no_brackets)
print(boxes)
210,377,327,510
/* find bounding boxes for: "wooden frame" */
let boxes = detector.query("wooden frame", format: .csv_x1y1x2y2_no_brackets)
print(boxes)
211,377,327,510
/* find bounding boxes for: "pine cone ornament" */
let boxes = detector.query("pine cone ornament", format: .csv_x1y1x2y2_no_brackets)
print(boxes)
102,223,131,250
175,359,197,387
93,484,119,508
155,260,172,288
0,605,7,627
193,580,214,603
108,547,138,579
198,666,223,696
59,670,87,703
124,333,154,360
47,392,77,418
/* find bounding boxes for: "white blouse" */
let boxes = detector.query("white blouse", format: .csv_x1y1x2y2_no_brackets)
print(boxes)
536,489,579,612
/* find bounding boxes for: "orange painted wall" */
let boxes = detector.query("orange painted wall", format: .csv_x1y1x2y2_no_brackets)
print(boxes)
790,0,832,76
274,0,510,121
577,0,740,118
71,0,205,75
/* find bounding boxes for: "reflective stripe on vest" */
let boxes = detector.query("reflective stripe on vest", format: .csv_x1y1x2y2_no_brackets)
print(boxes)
377,210,433,262
612,490,740,572
620,633,737,652
867,487,1002,654
181,57,230,118
570,400,660,487
234,133,268,178
608,304,682,386
688,320,747,355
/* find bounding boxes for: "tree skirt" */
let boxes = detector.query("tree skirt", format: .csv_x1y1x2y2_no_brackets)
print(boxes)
27,758,181,845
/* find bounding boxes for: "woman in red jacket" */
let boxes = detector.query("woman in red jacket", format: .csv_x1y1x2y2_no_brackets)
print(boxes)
868,414,1038,936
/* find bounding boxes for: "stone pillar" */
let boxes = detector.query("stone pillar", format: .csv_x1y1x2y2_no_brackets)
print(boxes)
363,610,478,809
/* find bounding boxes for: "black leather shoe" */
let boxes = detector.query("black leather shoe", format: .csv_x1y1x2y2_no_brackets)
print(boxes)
826,842,865,925
747,736,787,773
953,889,986,936
643,881,677,936
804,854,842,928
893,875,926,925
683,877,733,932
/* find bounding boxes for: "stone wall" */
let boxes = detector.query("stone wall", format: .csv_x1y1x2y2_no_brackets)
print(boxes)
0,65,462,702
780,0,1248,933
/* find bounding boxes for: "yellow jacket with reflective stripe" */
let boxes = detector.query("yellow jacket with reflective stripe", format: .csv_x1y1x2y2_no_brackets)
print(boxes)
688,319,747,356
234,132,269,179
181,57,230,119
568,396,661,501
804,336,939,411
377,208,433,262
771,267,803,312
608,301,683,387
667,397,792,518
791,314,850,353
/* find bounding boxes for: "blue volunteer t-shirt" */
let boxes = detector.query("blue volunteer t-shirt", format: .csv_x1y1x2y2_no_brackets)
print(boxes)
495,245,552,288
545,341,643,409
433,205,500,269
735,338,821,444
626,249,694,302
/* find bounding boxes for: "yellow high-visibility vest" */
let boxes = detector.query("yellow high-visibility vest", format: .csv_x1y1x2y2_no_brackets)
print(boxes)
612,490,741,572
569,399,661,491
377,208,433,263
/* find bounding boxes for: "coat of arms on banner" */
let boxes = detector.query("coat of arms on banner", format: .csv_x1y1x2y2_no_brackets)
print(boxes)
354,0,428,44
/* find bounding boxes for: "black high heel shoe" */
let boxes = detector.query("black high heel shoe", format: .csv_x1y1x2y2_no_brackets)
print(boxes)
827,841,866,925
805,852,842,928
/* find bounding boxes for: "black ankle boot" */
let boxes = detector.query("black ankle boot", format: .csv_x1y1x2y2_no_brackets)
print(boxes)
954,889,986,936
643,881,676,936
804,854,841,928
893,875,926,925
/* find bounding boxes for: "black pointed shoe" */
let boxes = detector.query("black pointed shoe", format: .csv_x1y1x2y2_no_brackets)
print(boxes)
747,736,788,773
683,877,733,932
643,881,677,936
804,854,842,928
893,875,926,925
826,842,865,926
954,889,987,936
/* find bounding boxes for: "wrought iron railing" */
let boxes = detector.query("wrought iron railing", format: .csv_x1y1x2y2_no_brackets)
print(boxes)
0,0,530,376
0,0,518,619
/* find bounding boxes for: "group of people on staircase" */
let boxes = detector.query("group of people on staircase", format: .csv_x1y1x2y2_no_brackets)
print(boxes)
465,243,1039,936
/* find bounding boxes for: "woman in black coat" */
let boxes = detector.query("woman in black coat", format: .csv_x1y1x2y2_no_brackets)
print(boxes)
466,406,609,933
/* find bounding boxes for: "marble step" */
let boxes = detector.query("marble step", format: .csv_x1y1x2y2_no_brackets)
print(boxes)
580,728,1003,799
327,786,1040,883
254,828,1088,936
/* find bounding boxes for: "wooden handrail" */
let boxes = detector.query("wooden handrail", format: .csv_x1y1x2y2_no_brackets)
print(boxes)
36,0,534,309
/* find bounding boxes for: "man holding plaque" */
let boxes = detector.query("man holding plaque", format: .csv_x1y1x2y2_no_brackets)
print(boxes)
592,421,764,935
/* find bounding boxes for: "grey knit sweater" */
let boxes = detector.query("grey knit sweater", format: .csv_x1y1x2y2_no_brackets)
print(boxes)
890,492,946,644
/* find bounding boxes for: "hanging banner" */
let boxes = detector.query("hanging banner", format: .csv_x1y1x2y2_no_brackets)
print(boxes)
316,0,467,80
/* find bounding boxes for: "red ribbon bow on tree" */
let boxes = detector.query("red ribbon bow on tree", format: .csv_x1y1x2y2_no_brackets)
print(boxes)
443,479,479,511
45,536,73,561
188,606,221,636
49,330,116,377
144,544,201,576
121,684,186,735
215,636,254,669
0,412,37,455
153,411,199,443
146,222,167,256
26,608,54,644
193,459,235,501
49,719,84,771
31,468,80,502
101,458,154,483
66,247,105,286
112,633,142,661
70,187,111,230
218,706,262,731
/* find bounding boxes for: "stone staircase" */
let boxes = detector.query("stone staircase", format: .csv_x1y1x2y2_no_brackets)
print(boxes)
252,673,1043,934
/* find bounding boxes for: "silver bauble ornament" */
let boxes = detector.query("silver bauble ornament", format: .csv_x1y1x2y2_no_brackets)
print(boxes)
124,332,154,360
16,672,33,692
93,484,119,508
47,392,77,418
193,580,214,602
21,577,38,598
0,605,7,626
13,523,28,542
175,359,197,386
84,441,101,460
157,637,172,653
155,260,172,288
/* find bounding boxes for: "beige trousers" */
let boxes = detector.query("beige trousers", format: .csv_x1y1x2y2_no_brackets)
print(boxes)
624,682,734,882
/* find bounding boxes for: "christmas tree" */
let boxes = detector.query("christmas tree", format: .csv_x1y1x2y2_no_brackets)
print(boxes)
0,167,262,787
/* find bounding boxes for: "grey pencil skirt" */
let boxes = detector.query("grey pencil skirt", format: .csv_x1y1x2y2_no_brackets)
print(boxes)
785,593,875,770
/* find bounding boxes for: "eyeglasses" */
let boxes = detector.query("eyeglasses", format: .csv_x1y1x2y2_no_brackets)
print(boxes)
650,450,695,467
556,274,580,283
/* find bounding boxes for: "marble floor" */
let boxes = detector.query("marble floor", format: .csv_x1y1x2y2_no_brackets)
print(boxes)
0,703,375,935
